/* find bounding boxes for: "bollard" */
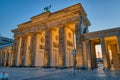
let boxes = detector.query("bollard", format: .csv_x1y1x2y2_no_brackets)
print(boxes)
0,72,9,80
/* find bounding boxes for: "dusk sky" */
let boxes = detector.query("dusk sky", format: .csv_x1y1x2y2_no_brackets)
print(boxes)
0,0,120,38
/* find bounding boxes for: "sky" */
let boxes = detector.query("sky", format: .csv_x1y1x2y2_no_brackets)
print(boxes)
0,0,120,38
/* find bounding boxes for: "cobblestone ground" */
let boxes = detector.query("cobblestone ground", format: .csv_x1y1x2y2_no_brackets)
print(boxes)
0,66,120,80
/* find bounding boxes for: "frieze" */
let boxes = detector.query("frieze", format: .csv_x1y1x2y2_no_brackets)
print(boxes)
83,31,120,39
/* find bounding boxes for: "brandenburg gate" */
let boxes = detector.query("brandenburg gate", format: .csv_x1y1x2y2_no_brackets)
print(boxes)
12,3,120,70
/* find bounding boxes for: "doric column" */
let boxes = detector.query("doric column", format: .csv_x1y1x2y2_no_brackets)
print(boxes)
33,33,45,67
117,36,120,54
16,37,22,66
117,35,120,68
90,41,97,68
59,26,66,67
10,46,14,66
44,29,51,67
3,51,7,66
25,35,31,66
75,21,84,69
30,33,37,66
86,39,92,70
20,36,27,66
0,50,4,66
100,37,110,70
9,50,12,66
13,37,19,66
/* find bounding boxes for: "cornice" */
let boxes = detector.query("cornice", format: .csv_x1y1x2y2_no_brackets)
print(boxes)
83,27,120,39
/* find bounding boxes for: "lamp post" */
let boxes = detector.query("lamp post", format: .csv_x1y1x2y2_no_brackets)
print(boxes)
72,49,76,76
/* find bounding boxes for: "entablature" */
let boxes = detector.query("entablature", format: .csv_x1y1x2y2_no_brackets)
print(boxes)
12,3,90,35
83,27,120,39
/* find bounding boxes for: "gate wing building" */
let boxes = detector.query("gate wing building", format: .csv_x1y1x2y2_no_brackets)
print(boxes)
0,36,14,66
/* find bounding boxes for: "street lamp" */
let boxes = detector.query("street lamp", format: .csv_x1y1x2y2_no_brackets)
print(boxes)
72,49,76,76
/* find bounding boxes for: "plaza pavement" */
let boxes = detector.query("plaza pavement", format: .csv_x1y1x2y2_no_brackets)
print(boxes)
0,65,120,80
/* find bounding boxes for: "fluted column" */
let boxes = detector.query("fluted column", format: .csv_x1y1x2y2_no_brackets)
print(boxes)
59,26,66,67
0,50,4,66
10,46,14,66
20,36,27,66
117,36,120,54
100,37,110,70
13,37,19,66
117,35,120,68
33,33,45,67
90,41,97,68
9,50,13,66
75,21,84,69
86,39,92,70
44,29,51,67
25,35,31,66
3,51,7,66
30,33,37,66
16,37,22,66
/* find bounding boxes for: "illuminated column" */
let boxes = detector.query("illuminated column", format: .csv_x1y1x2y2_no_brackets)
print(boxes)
50,30,55,67
117,35,120,68
86,39,92,70
10,46,14,66
13,37,19,66
16,37,22,66
9,50,12,66
75,21,84,69
20,36,27,66
3,51,7,66
25,35,31,66
100,37,110,70
30,33,37,66
117,36,120,54
44,29,51,67
59,26,66,67
34,33,45,67
0,50,4,66
90,41,97,68
83,41,87,69
34,33,39,66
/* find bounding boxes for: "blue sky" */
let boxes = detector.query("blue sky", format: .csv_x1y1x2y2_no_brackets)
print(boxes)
0,0,120,38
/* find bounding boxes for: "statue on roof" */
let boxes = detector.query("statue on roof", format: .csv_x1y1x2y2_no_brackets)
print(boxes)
44,5,51,12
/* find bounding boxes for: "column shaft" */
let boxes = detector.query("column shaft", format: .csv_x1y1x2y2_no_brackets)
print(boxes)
3,51,7,66
13,37,19,66
100,38,110,70
86,40,92,70
117,36,120,68
20,36,27,66
25,35,31,66
30,33,37,66
44,29,51,67
90,41,97,68
16,37,22,66
117,36,120,54
59,26,66,67
75,21,84,69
